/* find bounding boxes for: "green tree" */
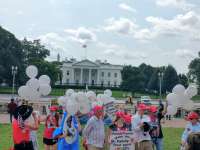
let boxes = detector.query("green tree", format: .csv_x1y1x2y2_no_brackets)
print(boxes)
21,39,50,64
147,69,159,92
0,26,25,85
188,52,200,92
139,63,154,90
31,60,60,85
178,74,188,88
162,65,179,92
121,66,145,94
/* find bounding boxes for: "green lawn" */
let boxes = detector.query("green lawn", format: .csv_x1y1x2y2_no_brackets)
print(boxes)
0,124,184,150
1,87,200,100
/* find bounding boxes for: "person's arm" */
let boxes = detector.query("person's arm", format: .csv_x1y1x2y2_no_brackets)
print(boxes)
162,101,168,116
181,124,190,145
83,119,94,138
132,116,143,131
25,112,39,130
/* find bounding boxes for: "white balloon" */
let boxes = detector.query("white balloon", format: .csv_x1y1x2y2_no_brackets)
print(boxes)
29,89,40,100
185,85,198,99
26,65,38,78
39,84,51,96
79,102,91,114
65,89,74,97
18,85,32,100
183,100,194,111
167,105,177,115
26,78,40,90
77,92,88,103
39,75,51,85
86,91,96,101
104,89,112,97
58,96,66,106
166,93,179,106
66,100,79,115
172,84,185,95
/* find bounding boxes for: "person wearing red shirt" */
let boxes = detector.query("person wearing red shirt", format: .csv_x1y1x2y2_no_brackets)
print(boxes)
12,104,39,150
43,106,59,150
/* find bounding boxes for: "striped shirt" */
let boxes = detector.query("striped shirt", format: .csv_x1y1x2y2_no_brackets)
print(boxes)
83,116,105,148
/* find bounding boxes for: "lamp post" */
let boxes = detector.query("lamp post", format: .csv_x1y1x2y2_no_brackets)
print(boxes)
158,72,164,100
11,66,18,98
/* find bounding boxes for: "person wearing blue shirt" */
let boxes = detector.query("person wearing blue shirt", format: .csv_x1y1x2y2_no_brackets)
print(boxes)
181,112,200,148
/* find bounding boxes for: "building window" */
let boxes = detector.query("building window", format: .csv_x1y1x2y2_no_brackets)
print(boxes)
101,81,104,86
108,81,110,86
114,73,118,78
108,72,111,77
66,79,69,84
114,81,117,87
92,80,95,85
101,72,104,77
67,71,70,76
76,80,79,85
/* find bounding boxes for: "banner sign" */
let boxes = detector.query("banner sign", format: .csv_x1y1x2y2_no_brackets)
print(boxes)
111,131,134,149
104,101,117,119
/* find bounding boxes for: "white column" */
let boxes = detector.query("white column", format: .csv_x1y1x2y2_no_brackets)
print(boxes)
89,69,91,85
97,69,99,86
80,68,83,85
71,68,74,84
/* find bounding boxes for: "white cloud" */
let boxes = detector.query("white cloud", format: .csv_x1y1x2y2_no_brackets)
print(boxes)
103,49,148,59
156,0,195,11
16,10,24,15
38,32,67,60
143,11,200,40
64,27,97,44
118,3,136,13
97,42,120,49
104,18,138,35
175,49,196,58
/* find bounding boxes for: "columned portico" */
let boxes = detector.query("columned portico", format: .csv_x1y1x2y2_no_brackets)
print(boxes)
61,59,122,87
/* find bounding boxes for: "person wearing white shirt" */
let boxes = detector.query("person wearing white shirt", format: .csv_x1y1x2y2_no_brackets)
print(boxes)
83,106,105,150
181,112,200,149
132,104,153,150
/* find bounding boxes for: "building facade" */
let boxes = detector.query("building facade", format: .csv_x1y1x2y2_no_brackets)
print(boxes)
60,59,123,87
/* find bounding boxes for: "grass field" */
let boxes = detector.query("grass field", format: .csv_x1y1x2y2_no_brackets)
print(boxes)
0,124,184,150
1,87,200,100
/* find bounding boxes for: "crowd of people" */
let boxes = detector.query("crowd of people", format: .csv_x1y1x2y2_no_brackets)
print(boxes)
7,97,200,150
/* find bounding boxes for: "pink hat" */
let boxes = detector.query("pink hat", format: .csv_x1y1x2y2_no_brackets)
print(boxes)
93,105,103,113
49,106,58,111
137,103,148,111
187,112,199,120
149,105,157,113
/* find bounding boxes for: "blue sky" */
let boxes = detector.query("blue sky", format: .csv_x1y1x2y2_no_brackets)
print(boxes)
1,0,200,73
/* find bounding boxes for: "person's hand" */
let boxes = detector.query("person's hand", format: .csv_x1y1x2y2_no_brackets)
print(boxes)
140,123,144,129
32,112,37,119
181,141,186,146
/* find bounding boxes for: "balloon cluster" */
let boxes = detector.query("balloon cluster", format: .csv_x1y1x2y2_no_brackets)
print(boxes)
166,84,198,115
18,65,52,100
57,89,115,115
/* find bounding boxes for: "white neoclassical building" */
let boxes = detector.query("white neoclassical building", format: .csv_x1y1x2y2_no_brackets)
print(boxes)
60,59,123,87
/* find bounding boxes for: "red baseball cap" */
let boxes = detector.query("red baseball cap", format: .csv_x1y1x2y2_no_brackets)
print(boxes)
115,111,124,118
137,103,147,111
187,112,199,120
49,106,58,111
123,114,132,123
93,105,103,113
149,105,157,113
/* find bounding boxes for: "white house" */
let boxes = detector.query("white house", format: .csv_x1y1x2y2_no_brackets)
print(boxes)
60,58,123,87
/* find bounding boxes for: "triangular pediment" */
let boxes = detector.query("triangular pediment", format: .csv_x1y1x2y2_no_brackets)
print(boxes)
72,59,99,67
